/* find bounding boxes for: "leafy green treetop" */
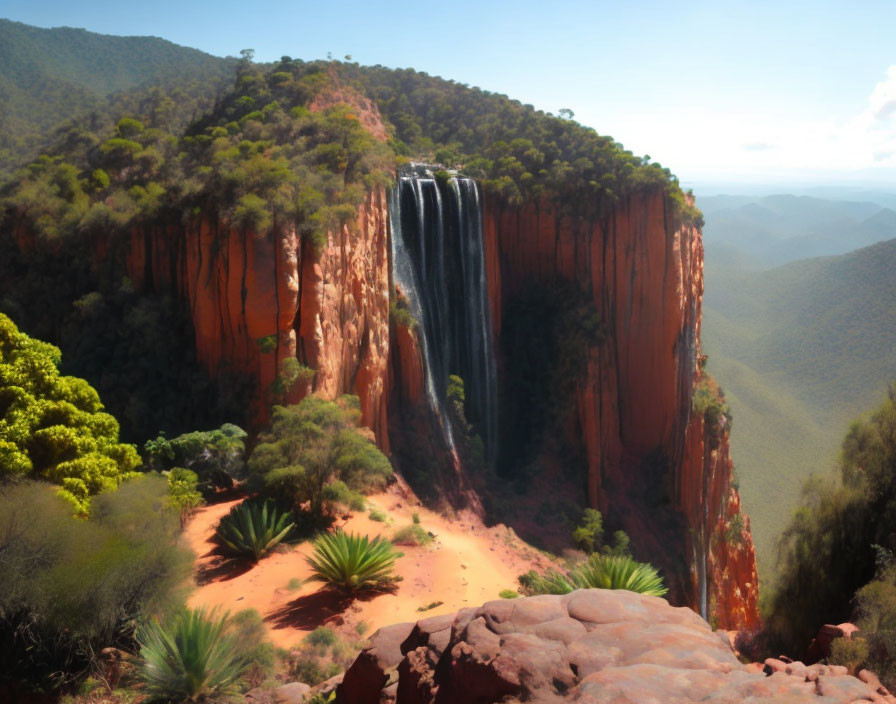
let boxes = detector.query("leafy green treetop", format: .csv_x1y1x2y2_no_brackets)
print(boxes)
248,395,392,516
0,313,140,513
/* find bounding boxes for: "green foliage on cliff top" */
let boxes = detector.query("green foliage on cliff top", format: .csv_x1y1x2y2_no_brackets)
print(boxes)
343,62,692,219
0,313,140,513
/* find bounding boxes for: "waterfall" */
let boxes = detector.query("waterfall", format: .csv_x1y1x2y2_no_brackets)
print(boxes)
389,166,498,463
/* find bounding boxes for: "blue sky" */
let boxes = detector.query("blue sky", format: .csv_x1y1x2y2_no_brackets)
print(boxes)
2,0,895,190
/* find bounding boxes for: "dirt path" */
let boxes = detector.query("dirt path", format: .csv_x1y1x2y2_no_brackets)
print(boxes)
182,484,557,649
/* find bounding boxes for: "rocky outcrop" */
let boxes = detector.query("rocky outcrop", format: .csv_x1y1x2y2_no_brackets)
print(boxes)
338,590,893,704
125,187,391,444
482,192,758,629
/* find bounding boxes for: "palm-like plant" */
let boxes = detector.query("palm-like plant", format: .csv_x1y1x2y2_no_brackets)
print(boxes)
136,607,248,702
306,530,400,593
569,554,668,597
216,498,294,562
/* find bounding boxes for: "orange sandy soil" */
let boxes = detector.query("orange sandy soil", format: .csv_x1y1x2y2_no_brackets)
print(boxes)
182,480,558,649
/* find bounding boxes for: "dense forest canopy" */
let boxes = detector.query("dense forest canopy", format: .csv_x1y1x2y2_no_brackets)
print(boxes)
0,19,236,182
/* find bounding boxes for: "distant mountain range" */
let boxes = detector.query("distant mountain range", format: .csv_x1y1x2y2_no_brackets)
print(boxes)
0,18,233,176
701,193,896,580
700,193,896,268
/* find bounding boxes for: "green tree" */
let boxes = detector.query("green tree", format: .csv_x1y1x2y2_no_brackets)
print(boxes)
144,423,247,495
764,385,896,655
248,395,392,516
0,313,140,513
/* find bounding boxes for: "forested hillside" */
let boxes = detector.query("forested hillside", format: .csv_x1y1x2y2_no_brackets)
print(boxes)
703,237,896,577
0,19,235,179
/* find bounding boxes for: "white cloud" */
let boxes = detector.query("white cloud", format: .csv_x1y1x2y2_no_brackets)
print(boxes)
868,65,896,121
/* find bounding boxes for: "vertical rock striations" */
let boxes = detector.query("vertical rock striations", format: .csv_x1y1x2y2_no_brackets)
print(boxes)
124,187,391,446
481,190,758,630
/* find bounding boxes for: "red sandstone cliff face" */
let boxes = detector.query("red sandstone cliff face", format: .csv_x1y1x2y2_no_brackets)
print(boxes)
481,190,759,630
125,188,391,446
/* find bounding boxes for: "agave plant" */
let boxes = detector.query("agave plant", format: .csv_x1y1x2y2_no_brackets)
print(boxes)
569,554,668,597
518,568,576,595
216,498,295,562
306,530,400,593
136,607,248,702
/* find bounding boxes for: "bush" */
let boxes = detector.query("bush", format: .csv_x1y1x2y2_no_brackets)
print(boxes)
499,589,519,599
519,555,668,597
0,478,192,693
285,627,359,686
0,313,140,513
305,627,337,648
392,524,433,546
248,396,392,516
569,554,668,596
573,508,604,554
306,530,401,593
322,480,366,512
215,498,295,561
764,387,896,656
144,423,247,496
368,508,387,522
137,607,249,702
166,467,203,526
829,636,870,675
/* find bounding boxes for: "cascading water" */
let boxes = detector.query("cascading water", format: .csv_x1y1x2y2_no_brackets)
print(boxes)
389,165,498,463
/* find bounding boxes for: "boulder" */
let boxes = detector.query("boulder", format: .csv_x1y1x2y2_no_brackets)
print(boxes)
334,589,896,703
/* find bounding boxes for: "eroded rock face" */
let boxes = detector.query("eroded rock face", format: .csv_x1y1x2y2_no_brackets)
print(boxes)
338,590,892,704
482,193,758,629
125,187,391,442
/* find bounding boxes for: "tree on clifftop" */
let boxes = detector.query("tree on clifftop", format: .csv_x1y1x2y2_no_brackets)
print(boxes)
0,313,140,513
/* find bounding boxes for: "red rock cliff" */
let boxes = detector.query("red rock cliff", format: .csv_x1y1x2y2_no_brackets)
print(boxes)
481,190,758,630
125,187,391,447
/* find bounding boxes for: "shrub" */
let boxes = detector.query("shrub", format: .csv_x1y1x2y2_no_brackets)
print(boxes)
286,627,359,686
572,508,604,554
166,467,203,526
519,555,668,597
215,498,295,562
412,512,421,524
228,609,276,687
499,589,519,599
392,524,433,547
518,568,576,595
144,423,247,496
368,508,387,522
305,627,337,648
306,531,400,593
0,478,192,693
322,480,366,512
248,396,392,516
136,607,249,702
569,554,668,596
829,636,870,675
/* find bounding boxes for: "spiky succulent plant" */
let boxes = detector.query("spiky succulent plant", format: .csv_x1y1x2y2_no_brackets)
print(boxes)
136,607,248,702
215,498,294,562
520,555,668,597
569,554,668,597
306,530,400,593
